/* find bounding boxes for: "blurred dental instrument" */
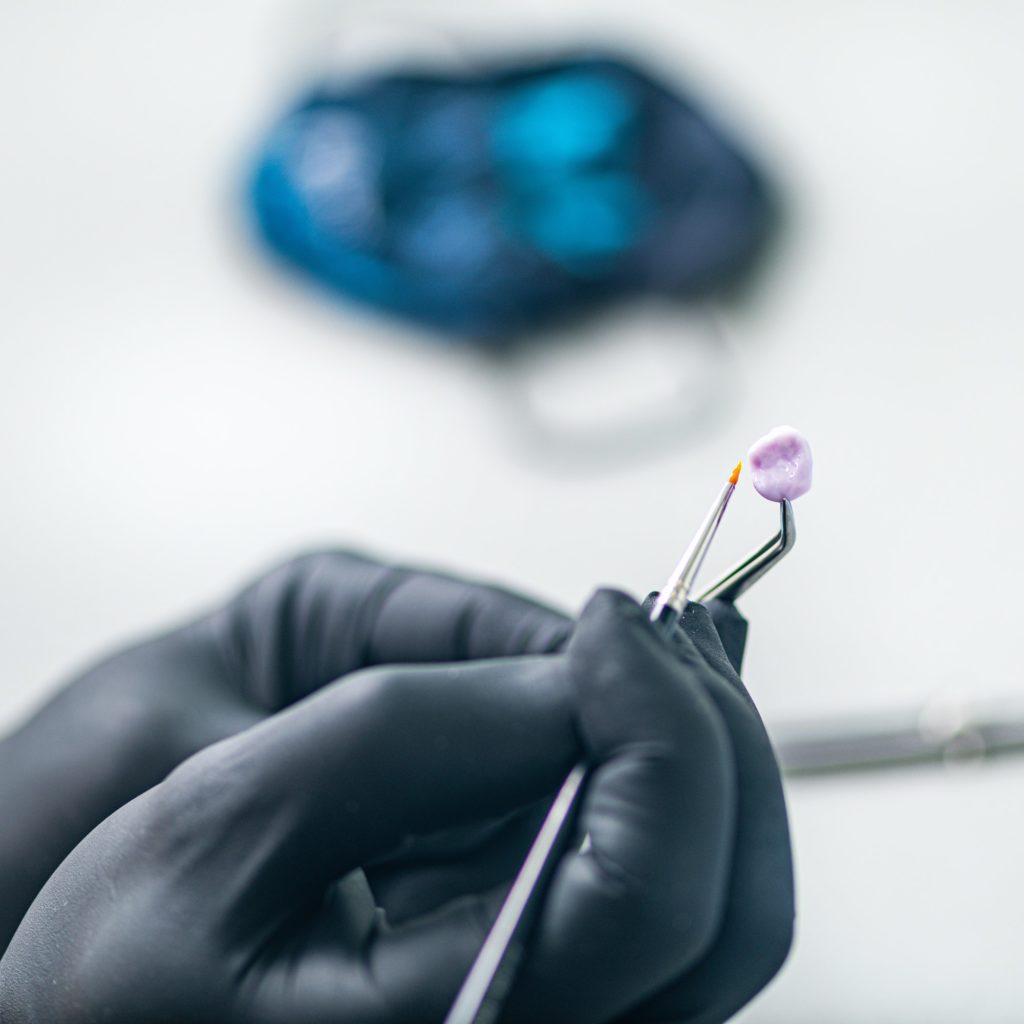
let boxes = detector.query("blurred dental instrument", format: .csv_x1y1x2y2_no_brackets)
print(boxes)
776,695,1024,777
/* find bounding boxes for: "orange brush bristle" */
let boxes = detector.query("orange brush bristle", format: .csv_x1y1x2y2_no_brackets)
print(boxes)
729,461,742,486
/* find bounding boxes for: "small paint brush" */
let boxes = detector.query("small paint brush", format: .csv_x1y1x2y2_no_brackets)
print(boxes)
648,461,742,633
443,461,742,1024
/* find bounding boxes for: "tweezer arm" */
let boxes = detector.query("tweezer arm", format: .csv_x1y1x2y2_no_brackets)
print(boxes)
699,500,795,604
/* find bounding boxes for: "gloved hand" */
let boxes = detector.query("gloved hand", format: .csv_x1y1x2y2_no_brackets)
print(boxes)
0,552,572,950
0,563,792,1024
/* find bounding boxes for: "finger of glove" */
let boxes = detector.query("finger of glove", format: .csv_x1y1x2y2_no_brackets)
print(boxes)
203,551,572,709
639,593,747,679
500,590,736,1024
622,602,794,1024
145,655,577,938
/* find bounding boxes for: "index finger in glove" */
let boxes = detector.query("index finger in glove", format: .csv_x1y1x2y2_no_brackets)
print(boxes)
201,550,572,708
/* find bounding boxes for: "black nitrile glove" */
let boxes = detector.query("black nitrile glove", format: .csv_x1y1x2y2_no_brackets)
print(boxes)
0,552,572,951
0,559,792,1024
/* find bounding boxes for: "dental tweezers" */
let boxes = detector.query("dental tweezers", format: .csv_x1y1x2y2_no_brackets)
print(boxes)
699,498,795,603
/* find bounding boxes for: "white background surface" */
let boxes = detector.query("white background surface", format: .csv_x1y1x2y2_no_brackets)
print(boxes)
2,3,1023,1020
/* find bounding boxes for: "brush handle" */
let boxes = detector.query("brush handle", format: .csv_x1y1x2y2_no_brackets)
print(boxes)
648,480,735,625
442,763,588,1024
446,475,742,1021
